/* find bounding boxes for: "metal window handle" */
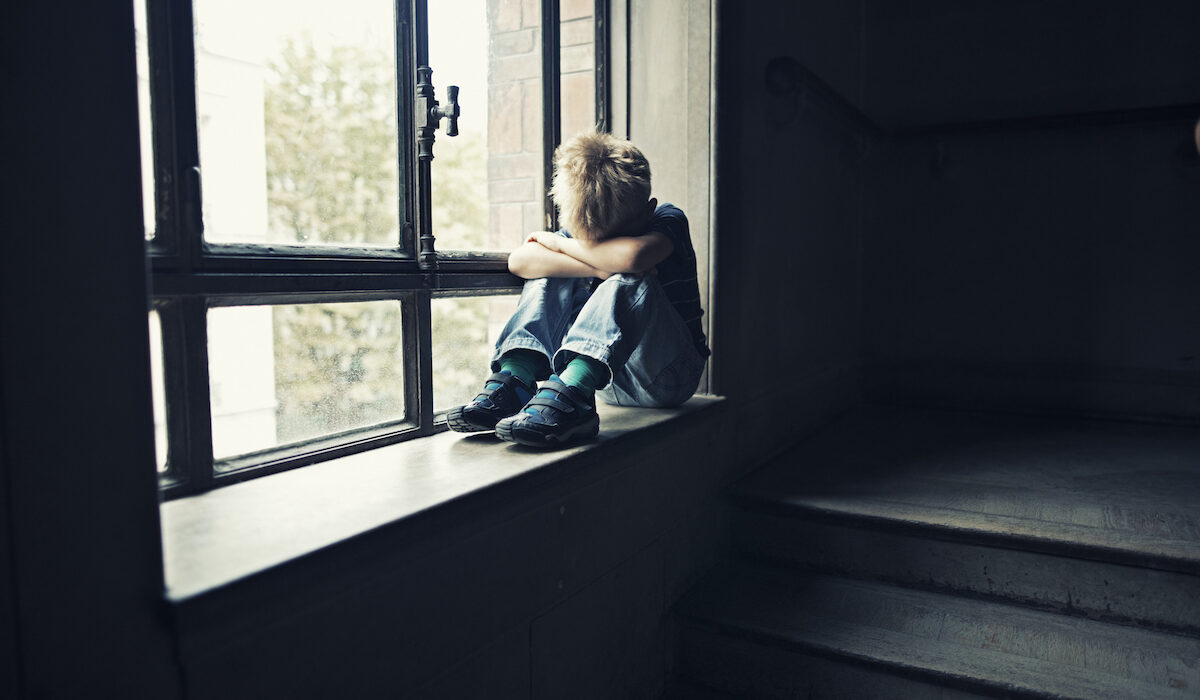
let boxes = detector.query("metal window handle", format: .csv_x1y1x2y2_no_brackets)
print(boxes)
433,86,460,137
414,69,460,269
416,68,460,159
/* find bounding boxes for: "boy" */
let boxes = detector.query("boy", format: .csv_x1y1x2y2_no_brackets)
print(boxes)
447,130,709,446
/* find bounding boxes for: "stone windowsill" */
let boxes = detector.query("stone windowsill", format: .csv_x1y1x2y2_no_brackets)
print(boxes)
159,395,724,601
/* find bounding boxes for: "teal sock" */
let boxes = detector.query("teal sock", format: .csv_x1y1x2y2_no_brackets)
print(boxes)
525,357,605,415
556,356,608,395
493,349,543,388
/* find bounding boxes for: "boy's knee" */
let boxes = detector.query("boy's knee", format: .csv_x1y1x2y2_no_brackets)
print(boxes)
590,273,667,312
597,272,655,290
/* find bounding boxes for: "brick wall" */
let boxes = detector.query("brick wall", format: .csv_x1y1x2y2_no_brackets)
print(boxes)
558,0,597,142
487,0,594,247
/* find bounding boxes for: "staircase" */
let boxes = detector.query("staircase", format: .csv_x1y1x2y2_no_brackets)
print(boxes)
671,405,1200,698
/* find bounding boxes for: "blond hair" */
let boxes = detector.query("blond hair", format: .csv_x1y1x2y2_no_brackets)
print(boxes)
550,130,651,241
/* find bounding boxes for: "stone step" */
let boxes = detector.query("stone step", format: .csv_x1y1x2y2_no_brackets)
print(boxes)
729,404,1200,632
733,471,1200,575
731,506,1200,635
677,623,995,700
675,564,1200,700
736,405,1200,573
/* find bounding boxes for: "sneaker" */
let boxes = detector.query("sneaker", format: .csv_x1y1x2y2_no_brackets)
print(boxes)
494,375,599,446
446,371,536,433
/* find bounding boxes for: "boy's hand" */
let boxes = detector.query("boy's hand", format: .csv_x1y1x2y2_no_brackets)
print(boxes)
526,231,565,253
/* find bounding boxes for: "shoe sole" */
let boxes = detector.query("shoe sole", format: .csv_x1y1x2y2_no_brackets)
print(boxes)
495,413,600,447
446,406,497,433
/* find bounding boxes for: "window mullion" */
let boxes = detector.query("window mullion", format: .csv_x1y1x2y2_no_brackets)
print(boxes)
414,290,436,432
157,302,187,489
594,0,611,132
157,298,214,496
396,0,416,256
146,0,203,265
412,0,440,270
541,0,561,232
179,297,216,494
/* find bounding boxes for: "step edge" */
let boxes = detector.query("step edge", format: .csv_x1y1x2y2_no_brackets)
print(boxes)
729,549,1200,639
675,611,1193,700
732,491,1200,576
676,563,1200,654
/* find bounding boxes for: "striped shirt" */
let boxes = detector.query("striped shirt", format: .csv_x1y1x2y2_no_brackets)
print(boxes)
646,203,709,358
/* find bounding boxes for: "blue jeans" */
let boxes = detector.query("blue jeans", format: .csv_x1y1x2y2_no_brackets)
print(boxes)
491,274,706,407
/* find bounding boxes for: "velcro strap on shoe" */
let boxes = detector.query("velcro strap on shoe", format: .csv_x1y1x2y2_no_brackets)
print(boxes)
486,371,517,386
524,394,576,414
542,378,589,405
539,378,571,395
477,371,523,399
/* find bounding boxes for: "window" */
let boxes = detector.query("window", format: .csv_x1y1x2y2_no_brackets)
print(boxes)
139,0,609,498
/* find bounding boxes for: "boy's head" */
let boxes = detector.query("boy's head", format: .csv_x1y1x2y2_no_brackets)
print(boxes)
551,130,653,242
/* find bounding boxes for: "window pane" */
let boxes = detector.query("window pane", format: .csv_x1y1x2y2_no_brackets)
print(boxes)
429,0,543,252
432,295,519,413
193,0,400,247
559,3,596,140
148,311,168,472
208,301,405,461
134,0,155,239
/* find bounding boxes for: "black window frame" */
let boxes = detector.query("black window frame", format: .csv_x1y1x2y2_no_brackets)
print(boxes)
145,0,611,499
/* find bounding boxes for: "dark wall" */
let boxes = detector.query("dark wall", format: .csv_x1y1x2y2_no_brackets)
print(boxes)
715,0,1199,425
713,0,866,455
862,0,1200,128
865,122,1200,419
1,2,180,698
167,407,733,700
859,3,1200,421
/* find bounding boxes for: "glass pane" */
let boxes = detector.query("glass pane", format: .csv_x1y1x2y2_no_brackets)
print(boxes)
208,301,405,461
432,295,519,413
429,0,543,252
148,312,168,472
193,0,400,247
134,0,156,239
559,2,596,140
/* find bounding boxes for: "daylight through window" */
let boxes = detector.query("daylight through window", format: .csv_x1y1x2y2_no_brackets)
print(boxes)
139,0,605,497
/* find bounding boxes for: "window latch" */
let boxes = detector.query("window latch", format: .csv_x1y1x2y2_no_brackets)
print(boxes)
414,67,460,269
415,67,460,159
434,85,460,137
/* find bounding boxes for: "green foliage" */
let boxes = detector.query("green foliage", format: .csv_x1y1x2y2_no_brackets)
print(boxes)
272,301,406,443
261,36,493,441
263,37,399,245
